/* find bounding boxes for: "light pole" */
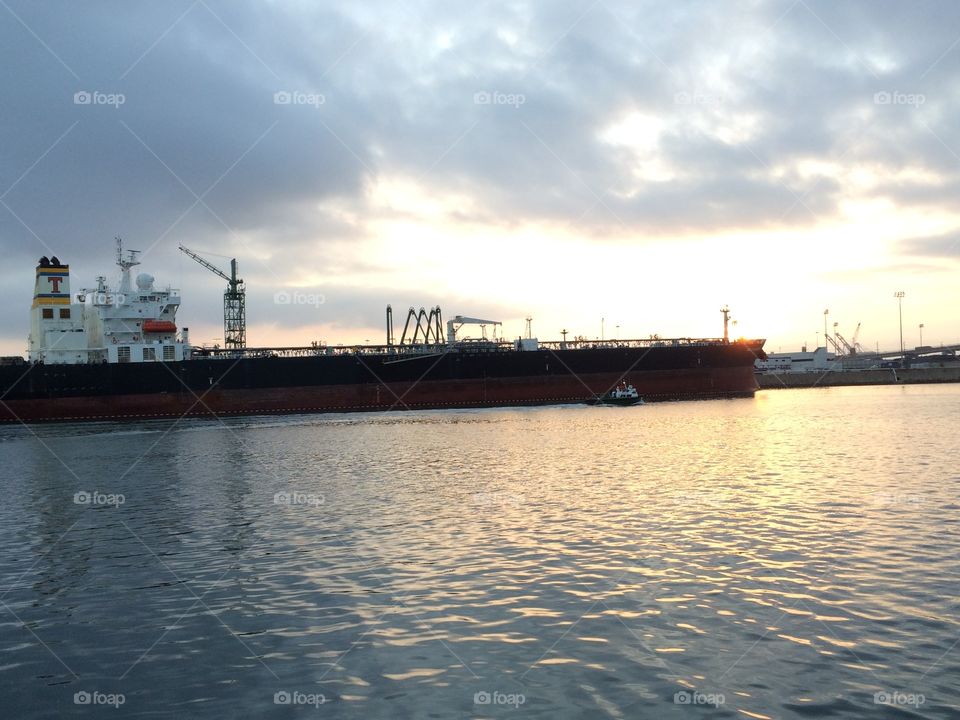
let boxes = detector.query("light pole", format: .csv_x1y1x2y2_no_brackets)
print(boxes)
823,309,829,351
919,323,924,347
894,291,905,356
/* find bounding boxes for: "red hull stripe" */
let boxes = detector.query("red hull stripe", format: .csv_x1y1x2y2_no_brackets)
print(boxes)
0,367,758,423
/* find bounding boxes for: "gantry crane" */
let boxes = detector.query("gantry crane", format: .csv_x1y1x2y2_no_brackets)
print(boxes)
178,245,246,350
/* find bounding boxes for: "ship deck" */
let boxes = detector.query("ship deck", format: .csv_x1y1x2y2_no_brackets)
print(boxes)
191,337,752,360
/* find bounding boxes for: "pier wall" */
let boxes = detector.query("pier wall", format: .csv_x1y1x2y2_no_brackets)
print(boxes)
757,367,960,389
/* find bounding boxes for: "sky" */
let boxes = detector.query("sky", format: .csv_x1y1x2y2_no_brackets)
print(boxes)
1,0,959,355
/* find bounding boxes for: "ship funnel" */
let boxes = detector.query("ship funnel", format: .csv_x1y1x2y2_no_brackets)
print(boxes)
33,256,71,309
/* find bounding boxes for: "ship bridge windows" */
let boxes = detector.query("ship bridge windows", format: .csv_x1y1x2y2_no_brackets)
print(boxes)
42,308,54,319
163,345,175,361
143,347,156,361
59,308,71,319
118,346,131,363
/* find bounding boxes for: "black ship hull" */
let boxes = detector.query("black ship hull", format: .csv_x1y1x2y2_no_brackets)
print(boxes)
0,341,765,423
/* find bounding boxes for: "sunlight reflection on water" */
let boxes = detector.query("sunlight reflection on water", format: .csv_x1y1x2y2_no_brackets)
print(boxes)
1,385,958,718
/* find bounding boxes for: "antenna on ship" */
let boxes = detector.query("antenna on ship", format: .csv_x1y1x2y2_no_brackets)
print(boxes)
525,317,533,339
115,236,141,294
178,245,246,351
721,305,731,343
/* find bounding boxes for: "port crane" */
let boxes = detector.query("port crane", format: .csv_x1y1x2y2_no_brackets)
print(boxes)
829,322,864,357
178,245,246,350
850,322,863,354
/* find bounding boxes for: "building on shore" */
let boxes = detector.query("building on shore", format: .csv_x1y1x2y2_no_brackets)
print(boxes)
755,347,836,373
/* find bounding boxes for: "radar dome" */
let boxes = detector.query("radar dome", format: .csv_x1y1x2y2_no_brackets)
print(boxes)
136,273,155,291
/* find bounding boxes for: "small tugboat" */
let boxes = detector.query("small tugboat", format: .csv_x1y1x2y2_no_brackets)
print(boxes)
590,381,644,406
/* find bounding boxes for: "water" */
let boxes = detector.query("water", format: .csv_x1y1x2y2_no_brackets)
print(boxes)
1,385,958,719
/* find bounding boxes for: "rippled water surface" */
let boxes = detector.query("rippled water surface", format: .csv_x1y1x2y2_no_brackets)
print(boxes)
1,385,959,718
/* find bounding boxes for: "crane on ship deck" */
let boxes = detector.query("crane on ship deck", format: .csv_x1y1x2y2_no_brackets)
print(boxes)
446,315,501,344
178,245,246,350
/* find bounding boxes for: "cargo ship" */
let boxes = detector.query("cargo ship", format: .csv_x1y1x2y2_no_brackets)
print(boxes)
0,245,766,424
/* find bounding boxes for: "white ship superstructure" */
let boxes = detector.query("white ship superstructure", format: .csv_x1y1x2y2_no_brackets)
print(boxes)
28,240,190,365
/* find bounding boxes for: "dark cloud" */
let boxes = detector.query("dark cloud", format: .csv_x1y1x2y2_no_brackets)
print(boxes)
900,231,960,259
2,0,959,349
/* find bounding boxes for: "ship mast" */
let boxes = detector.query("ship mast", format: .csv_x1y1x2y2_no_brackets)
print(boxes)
115,236,141,294
721,305,731,343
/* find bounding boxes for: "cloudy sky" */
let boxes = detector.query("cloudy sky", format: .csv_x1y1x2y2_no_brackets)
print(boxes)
2,0,959,355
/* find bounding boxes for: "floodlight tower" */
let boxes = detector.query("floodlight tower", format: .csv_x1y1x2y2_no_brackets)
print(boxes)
894,291,905,356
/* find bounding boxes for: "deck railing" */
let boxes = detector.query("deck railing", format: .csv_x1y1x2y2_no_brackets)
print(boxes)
189,337,743,360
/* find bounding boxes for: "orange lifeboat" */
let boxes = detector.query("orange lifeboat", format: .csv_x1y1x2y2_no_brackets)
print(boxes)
142,320,177,334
